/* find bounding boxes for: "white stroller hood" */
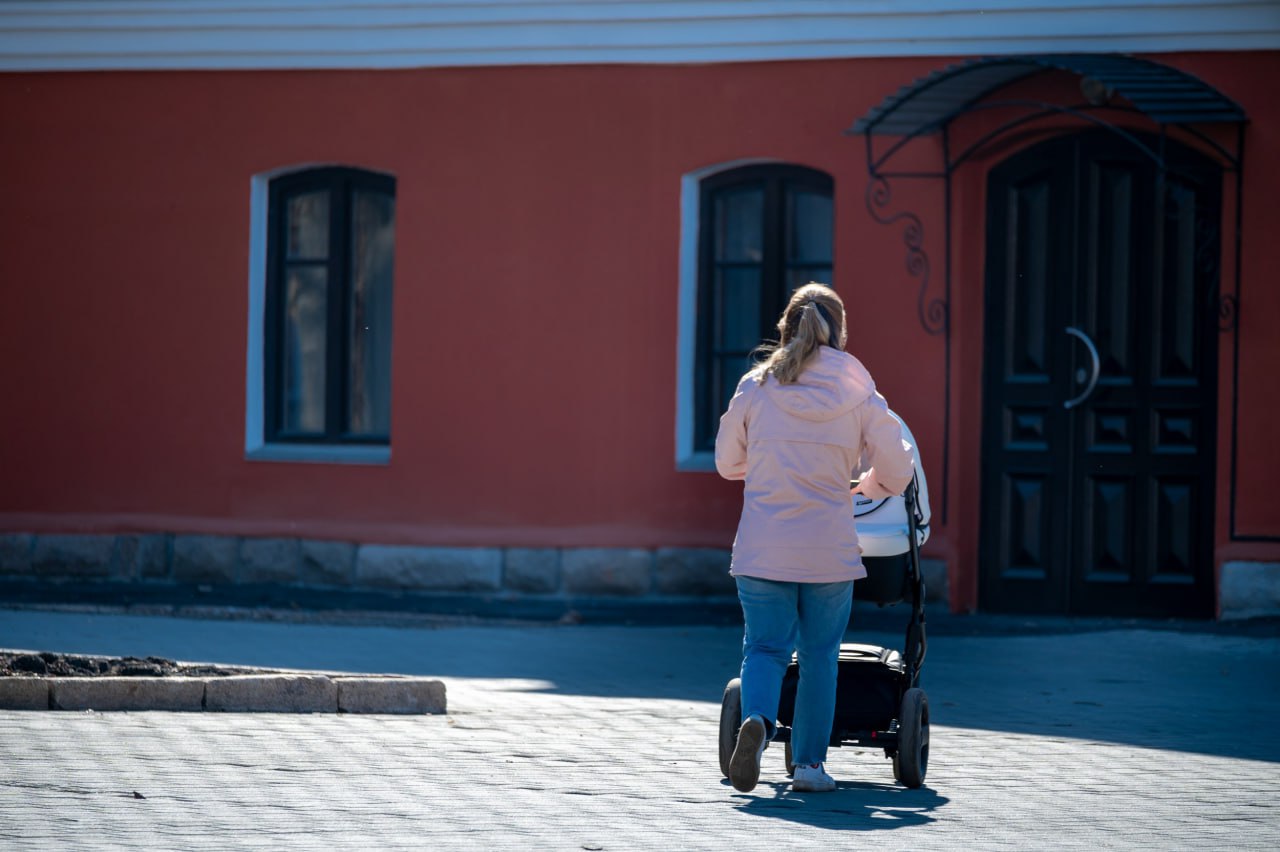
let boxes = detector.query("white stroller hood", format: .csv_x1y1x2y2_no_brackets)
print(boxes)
853,411,931,558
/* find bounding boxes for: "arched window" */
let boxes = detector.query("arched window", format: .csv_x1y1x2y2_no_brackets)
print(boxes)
262,167,396,448
691,163,834,454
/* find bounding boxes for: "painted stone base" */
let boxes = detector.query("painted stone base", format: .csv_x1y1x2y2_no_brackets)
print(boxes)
0,532,735,603
921,558,949,607
0,532,956,618
1220,561,1280,620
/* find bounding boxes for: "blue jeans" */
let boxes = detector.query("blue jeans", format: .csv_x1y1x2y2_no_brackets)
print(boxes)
736,575,853,767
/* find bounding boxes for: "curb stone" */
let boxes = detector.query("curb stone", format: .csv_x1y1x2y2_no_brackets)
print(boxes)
51,677,206,712
205,674,336,713
0,676,49,710
0,674,446,714
336,677,448,714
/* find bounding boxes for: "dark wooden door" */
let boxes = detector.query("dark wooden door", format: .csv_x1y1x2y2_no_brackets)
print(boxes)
979,131,1219,617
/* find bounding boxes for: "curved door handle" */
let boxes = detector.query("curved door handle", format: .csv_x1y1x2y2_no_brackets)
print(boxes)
1063,326,1100,410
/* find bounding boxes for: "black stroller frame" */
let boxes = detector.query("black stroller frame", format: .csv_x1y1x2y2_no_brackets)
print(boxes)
718,476,931,788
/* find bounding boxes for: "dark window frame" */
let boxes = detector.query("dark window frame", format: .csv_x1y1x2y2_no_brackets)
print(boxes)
694,164,834,452
264,167,396,445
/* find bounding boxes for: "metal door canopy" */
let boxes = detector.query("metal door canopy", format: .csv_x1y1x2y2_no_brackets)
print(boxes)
852,53,1247,138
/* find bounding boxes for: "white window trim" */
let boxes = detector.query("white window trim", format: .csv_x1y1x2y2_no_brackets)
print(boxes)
675,158,780,472
245,163,393,466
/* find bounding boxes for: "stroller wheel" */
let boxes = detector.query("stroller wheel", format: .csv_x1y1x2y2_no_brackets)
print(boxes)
893,688,929,788
718,678,742,779
784,741,795,777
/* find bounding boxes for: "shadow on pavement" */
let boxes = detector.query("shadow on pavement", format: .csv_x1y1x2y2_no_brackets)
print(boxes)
3,607,1278,762
729,779,950,830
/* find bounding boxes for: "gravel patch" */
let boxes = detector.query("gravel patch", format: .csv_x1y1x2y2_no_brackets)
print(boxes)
1,651,264,679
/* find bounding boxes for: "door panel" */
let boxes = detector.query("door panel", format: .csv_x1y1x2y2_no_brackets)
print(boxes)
1081,476,1134,582
980,131,1218,617
1005,175,1055,381
1002,473,1051,580
1151,476,1197,581
1084,163,1136,380
980,156,1074,613
1067,149,1152,613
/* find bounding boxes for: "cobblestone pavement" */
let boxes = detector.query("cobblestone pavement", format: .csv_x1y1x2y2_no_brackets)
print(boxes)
1,609,1278,850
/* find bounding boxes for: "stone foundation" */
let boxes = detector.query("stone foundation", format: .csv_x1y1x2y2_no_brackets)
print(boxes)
0,532,735,607
0,532,958,618
1220,561,1280,620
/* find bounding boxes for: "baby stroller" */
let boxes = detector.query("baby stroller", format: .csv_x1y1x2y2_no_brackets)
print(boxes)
718,413,932,788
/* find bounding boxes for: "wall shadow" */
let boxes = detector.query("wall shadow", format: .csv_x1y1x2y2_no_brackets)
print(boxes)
2,608,1277,761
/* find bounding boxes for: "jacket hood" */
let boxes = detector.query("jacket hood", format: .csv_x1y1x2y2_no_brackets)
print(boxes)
760,347,876,422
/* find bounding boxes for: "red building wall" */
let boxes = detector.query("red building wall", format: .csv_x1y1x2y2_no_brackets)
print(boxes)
1,53,1276,610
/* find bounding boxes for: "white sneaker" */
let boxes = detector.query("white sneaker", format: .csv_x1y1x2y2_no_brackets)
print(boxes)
792,762,836,792
729,715,768,792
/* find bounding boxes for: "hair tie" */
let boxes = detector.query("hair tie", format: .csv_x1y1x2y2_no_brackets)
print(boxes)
809,301,837,345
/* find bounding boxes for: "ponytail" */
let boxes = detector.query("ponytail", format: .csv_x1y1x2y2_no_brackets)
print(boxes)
753,283,846,386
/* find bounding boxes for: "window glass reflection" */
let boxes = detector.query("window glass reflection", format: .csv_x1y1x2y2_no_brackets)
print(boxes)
287,191,330,260
283,266,328,433
347,191,396,437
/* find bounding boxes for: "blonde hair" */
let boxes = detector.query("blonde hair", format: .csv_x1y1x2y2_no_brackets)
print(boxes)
754,283,847,385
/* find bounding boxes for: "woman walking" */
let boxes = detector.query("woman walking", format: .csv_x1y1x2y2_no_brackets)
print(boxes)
716,283,914,793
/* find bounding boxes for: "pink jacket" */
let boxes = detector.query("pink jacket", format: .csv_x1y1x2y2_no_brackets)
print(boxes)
715,347,915,583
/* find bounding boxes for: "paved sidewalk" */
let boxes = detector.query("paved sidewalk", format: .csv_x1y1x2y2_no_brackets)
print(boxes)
1,607,1278,850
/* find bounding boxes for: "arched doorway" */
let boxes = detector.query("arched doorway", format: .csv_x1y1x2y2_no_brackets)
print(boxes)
849,54,1247,616
978,130,1221,617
